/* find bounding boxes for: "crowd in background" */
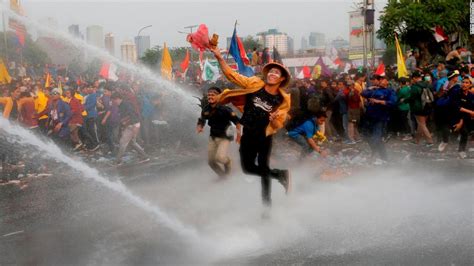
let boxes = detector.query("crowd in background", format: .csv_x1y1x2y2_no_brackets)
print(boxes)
1,45,473,181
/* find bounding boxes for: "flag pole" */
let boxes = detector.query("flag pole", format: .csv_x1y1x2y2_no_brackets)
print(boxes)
225,20,238,61
2,0,8,62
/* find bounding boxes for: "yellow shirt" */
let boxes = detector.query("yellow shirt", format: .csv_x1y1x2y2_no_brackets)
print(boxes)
35,91,49,120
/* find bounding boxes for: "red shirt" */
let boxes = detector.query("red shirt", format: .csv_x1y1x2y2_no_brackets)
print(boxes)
347,89,361,109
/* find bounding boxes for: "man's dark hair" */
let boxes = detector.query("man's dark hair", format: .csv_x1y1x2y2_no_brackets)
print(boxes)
315,111,327,119
207,86,222,94
111,92,122,99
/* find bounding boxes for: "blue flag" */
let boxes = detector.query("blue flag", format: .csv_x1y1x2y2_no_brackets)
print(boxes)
229,28,254,77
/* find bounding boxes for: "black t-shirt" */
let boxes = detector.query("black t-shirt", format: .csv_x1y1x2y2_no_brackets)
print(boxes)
198,105,240,140
240,88,283,132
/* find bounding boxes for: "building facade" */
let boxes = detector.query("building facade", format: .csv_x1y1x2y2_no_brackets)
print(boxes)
86,25,104,48
104,33,115,56
121,40,137,63
134,35,151,59
257,29,290,55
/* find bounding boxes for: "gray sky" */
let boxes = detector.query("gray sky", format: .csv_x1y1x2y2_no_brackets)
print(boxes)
20,0,388,49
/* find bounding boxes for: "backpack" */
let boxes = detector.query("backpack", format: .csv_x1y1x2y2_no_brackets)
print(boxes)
421,87,434,108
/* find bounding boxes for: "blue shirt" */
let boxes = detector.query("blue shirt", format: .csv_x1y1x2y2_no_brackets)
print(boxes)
361,87,397,121
288,119,320,139
84,93,98,118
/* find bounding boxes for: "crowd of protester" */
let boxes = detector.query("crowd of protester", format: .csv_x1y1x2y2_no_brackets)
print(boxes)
1,45,473,182
285,54,474,163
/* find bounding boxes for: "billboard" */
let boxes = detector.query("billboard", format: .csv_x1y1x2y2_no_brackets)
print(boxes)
349,10,371,51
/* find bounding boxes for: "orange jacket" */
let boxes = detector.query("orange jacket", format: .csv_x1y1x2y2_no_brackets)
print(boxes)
217,62,291,136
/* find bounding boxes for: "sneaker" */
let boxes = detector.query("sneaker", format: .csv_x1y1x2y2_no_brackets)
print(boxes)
138,157,150,164
224,158,232,175
402,135,413,141
73,143,83,151
355,139,363,143
383,135,392,143
89,144,100,152
425,143,434,148
458,151,467,159
438,142,448,152
373,158,387,165
343,139,355,145
278,170,292,195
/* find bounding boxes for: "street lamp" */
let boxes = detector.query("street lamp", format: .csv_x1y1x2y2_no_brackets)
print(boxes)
137,25,152,37
136,25,152,60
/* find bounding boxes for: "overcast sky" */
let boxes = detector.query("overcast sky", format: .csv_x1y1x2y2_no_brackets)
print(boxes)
18,0,387,49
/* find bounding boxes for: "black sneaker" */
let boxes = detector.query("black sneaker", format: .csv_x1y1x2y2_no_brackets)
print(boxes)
138,157,150,164
89,144,100,152
278,170,292,195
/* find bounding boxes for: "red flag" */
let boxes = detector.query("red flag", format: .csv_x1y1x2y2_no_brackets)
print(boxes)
333,57,344,67
99,63,110,79
99,62,118,81
303,66,311,78
236,37,250,65
180,49,190,72
432,26,448,43
375,62,385,76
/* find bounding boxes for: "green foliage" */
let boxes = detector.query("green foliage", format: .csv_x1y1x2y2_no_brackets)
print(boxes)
377,0,469,46
242,36,262,51
140,46,194,70
382,44,397,66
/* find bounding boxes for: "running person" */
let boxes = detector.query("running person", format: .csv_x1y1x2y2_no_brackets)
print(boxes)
210,46,292,209
197,87,242,179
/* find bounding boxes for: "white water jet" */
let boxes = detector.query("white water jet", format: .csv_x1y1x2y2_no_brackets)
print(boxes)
0,118,200,243
0,5,200,113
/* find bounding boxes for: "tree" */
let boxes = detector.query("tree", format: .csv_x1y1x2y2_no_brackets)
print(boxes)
377,0,470,66
140,46,161,69
140,45,193,70
242,36,262,51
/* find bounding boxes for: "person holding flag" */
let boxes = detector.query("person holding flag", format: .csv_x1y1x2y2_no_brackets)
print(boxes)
209,43,291,216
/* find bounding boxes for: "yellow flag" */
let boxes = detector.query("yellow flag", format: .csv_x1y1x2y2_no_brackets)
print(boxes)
395,35,408,78
10,0,24,15
161,43,173,80
44,73,51,88
58,80,63,95
0,59,12,84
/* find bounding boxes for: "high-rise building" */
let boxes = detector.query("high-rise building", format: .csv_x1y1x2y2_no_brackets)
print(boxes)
121,40,137,63
86,25,104,48
256,29,290,55
104,33,115,56
287,36,294,56
331,37,350,49
134,35,150,58
301,37,308,50
309,32,325,48
68,24,82,39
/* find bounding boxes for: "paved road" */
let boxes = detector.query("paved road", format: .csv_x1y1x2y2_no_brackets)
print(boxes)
1,141,473,265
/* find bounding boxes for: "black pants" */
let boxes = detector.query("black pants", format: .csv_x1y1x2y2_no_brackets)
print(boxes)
239,128,284,206
84,117,99,148
459,119,471,152
434,107,451,143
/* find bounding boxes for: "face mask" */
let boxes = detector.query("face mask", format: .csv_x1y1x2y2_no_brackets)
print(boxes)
424,76,431,82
